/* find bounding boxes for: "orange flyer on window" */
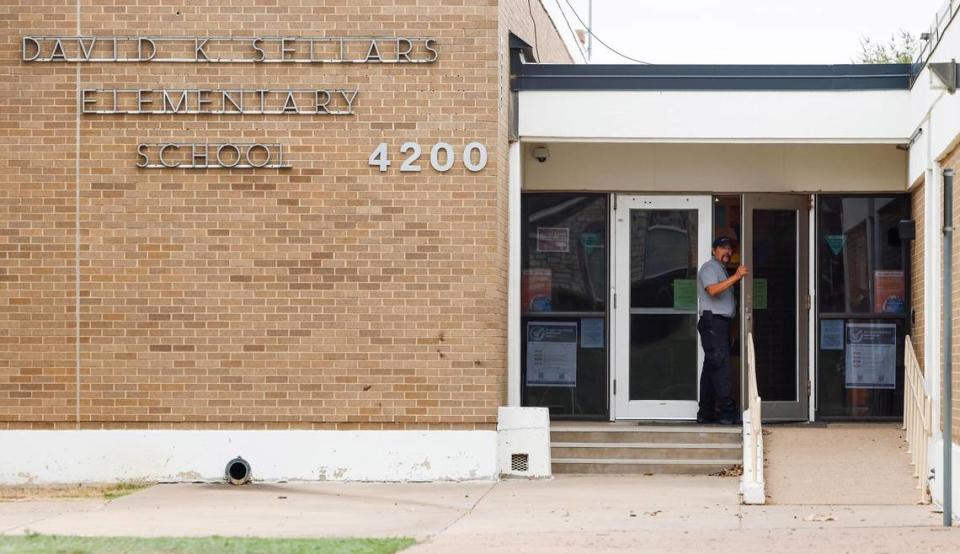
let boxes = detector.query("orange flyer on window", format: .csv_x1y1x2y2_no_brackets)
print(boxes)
873,270,905,314
522,269,552,312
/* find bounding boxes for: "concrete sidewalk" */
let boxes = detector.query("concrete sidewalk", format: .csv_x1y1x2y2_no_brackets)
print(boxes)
1,475,956,553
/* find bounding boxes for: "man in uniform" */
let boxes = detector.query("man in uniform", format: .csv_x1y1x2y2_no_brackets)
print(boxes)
696,236,748,424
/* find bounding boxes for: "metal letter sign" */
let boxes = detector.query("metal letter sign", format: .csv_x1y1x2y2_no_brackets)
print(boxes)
20,35,463,171
136,143,290,169
81,89,359,115
23,36,439,64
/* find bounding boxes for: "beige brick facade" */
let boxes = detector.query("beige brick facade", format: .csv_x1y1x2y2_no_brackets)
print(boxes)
0,1,572,429
910,180,924,374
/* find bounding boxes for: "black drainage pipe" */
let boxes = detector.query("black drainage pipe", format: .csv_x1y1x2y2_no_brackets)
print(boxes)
225,456,252,485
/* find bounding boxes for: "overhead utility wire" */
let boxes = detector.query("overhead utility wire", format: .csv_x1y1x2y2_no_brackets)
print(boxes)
526,0,542,61
553,0,589,63
561,0,651,64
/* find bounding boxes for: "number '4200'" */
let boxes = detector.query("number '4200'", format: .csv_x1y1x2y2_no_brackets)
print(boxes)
368,142,488,173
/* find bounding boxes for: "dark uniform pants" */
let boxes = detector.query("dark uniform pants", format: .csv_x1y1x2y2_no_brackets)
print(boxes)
696,312,736,421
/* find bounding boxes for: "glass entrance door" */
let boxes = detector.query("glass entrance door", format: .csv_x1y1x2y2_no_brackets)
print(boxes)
742,194,810,421
613,195,711,419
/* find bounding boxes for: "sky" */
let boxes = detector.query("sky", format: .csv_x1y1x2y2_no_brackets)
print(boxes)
554,0,945,64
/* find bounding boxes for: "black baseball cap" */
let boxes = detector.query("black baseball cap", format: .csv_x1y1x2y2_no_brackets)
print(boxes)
712,236,736,249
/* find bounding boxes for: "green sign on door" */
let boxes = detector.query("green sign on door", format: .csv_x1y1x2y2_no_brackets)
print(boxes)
673,279,697,310
753,278,768,310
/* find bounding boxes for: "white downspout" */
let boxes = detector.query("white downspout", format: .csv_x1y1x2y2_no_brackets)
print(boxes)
508,141,522,407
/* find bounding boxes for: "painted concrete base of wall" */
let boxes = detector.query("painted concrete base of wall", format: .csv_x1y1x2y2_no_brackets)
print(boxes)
929,437,960,522
497,406,552,478
0,430,499,484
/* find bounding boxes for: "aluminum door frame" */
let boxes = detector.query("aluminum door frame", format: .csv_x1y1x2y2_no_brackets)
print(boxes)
612,194,712,420
741,194,810,421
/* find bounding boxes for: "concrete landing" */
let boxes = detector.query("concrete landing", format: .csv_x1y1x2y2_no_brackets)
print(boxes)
765,423,922,505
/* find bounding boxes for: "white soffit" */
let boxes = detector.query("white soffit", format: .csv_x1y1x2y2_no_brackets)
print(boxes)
518,89,912,143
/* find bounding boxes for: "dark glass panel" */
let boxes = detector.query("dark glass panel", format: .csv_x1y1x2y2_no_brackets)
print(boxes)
817,318,905,418
629,210,699,309
752,209,798,402
521,316,608,417
522,195,607,313
629,314,698,401
818,197,909,315
628,209,699,402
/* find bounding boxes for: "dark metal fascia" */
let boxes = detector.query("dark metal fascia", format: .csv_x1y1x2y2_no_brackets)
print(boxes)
511,63,913,92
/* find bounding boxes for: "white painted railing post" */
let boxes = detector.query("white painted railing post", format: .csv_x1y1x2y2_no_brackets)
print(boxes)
740,333,765,504
903,336,931,503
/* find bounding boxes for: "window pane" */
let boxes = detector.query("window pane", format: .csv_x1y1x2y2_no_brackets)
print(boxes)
816,195,909,419
629,313,698,401
521,194,608,418
522,316,608,417
522,195,607,313
817,318,905,418
817,197,909,314
629,210,698,309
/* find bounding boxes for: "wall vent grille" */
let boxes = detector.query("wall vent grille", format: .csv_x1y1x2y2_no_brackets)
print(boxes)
511,453,529,472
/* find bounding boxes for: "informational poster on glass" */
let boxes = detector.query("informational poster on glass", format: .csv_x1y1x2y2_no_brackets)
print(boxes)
526,321,578,387
820,319,844,350
536,227,570,253
845,323,897,389
873,270,905,314
580,318,604,348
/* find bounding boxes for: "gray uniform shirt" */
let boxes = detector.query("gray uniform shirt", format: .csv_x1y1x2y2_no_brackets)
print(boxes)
697,258,735,317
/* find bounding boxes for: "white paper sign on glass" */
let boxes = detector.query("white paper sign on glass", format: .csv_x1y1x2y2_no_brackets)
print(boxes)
845,323,897,389
526,321,578,387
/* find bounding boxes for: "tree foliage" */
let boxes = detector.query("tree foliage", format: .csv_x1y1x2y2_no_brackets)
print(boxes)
856,30,917,63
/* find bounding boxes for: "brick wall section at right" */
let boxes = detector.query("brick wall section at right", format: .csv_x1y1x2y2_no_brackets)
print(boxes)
911,181,924,374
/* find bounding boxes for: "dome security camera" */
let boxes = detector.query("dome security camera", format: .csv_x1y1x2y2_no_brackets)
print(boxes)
532,146,549,163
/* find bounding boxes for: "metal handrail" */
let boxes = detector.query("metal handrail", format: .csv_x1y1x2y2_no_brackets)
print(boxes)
912,1,959,68
740,332,764,503
903,335,932,503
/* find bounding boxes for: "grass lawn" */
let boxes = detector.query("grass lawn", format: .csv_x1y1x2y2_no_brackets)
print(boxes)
0,482,153,502
0,535,415,554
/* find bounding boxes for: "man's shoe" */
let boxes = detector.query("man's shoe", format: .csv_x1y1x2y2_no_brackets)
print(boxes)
719,417,741,425
696,416,717,424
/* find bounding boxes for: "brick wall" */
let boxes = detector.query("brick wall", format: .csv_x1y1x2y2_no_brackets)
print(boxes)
910,180,924,373
0,4,78,424
1,1,572,429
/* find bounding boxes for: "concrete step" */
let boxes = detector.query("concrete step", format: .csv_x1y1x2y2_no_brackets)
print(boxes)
550,424,742,475
552,458,741,475
551,425,741,445
551,443,741,461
